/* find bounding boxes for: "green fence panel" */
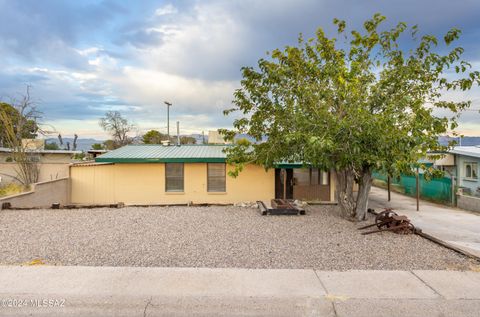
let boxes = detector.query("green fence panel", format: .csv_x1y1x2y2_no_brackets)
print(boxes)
372,172,452,203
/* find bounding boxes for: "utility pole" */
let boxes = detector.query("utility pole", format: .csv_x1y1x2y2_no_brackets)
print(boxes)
164,101,172,140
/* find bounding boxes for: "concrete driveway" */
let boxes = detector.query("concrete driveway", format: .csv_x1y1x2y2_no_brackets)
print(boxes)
368,186,480,258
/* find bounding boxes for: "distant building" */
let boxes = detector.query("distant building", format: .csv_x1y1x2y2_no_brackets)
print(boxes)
21,139,45,150
0,146,80,184
207,131,229,144
449,146,480,196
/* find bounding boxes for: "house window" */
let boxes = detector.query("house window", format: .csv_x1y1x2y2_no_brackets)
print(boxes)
294,168,329,185
464,162,478,179
294,168,310,185
165,163,184,192
207,163,226,192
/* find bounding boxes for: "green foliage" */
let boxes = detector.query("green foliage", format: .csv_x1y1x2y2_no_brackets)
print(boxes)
44,142,60,150
103,140,116,150
142,130,196,145
91,143,104,150
73,152,86,160
180,136,196,144
222,14,479,220
142,130,166,144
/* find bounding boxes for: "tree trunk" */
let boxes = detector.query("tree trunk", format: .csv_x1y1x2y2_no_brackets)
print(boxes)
335,167,356,220
335,166,373,222
355,167,373,221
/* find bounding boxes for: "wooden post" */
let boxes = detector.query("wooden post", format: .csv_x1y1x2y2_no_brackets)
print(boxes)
416,167,420,211
282,169,287,200
387,175,391,202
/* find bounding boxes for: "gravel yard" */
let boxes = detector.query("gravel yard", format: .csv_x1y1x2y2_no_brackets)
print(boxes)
0,205,477,270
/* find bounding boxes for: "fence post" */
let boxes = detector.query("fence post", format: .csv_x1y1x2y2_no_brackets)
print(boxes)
387,175,391,202
416,167,419,211
451,174,456,206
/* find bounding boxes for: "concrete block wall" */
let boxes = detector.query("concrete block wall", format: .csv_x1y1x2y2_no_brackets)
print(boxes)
457,194,480,213
0,178,69,209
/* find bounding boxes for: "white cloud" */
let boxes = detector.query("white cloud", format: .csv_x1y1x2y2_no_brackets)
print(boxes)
139,3,249,80
155,4,177,16
108,66,237,114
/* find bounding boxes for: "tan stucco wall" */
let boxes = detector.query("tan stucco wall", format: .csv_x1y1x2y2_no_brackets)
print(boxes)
0,152,73,163
70,163,276,205
0,152,73,184
0,178,68,209
0,163,70,184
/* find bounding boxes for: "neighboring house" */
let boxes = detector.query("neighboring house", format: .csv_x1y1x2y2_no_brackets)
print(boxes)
449,146,480,197
0,147,80,184
69,144,336,205
87,149,108,158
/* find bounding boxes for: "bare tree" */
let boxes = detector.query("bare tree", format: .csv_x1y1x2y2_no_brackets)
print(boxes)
0,86,41,185
99,111,134,149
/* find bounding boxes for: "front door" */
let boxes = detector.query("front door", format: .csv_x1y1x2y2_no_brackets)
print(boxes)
275,168,293,199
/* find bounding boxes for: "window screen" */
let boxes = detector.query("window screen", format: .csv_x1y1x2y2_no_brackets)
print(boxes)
294,168,310,185
208,163,226,192
165,163,184,192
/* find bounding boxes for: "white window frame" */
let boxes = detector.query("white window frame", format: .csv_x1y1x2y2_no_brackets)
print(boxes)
464,162,478,180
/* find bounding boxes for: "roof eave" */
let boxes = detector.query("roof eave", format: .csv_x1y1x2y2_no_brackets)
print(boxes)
95,157,227,163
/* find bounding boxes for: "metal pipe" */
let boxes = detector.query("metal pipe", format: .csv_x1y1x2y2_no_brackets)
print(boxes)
176,121,180,146
164,101,172,140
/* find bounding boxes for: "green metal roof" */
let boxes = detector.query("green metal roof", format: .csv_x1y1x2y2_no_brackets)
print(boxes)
95,145,228,163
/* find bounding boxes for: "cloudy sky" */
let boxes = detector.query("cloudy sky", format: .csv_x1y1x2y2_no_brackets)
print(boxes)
0,0,479,139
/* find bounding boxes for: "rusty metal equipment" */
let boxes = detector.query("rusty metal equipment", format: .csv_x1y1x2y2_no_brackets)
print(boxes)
358,208,415,235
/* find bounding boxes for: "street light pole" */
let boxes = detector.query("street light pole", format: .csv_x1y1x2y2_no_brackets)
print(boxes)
164,101,172,140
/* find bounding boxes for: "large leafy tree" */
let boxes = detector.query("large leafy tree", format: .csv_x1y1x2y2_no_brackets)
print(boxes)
222,14,479,221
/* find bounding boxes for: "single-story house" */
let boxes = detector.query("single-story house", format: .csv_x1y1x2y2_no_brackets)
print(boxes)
69,144,336,205
449,146,480,197
0,147,80,184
